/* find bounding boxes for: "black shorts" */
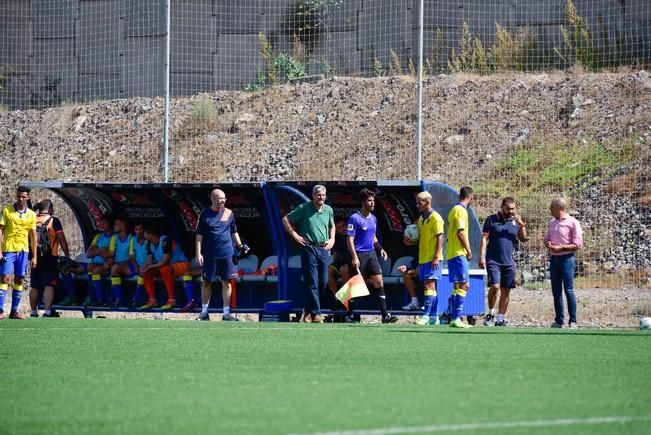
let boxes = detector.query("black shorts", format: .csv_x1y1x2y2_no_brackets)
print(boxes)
31,256,59,290
486,261,516,289
353,251,382,277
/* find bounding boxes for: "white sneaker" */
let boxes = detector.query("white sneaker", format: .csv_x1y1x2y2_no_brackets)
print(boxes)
416,315,430,325
402,301,421,311
569,322,577,329
222,313,239,322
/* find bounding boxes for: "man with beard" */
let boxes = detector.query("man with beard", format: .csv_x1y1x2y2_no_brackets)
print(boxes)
479,197,527,326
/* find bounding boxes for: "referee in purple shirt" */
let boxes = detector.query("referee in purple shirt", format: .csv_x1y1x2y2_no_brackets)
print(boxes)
544,197,583,329
346,189,398,324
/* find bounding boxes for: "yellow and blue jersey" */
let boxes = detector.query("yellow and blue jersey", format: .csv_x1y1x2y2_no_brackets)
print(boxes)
417,210,444,264
446,203,469,260
131,237,149,267
113,233,134,263
89,232,115,265
0,203,37,253
148,235,187,264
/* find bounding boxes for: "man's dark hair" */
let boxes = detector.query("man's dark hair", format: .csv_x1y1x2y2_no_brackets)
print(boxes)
143,222,160,236
459,186,473,200
17,186,31,194
36,199,53,212
101,213,115,227
335,215,346,224
359,188,375,202
115,213,130,223
501,197,516,207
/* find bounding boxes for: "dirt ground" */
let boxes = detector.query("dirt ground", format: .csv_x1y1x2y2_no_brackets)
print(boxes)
14,286,650,329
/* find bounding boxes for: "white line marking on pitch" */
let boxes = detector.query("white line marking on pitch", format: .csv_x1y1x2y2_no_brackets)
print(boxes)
288,415,651,435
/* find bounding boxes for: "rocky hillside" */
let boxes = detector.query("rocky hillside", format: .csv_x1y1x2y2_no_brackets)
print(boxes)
1,71,650,284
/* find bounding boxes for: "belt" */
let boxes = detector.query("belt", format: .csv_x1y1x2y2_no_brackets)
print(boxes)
306,241,327,247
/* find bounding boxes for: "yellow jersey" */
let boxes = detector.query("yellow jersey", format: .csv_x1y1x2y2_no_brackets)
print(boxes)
0,203,37,253
417,210,444,263
446,204,469,260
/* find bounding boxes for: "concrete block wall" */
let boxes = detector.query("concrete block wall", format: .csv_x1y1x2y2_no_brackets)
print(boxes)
0,0,649,108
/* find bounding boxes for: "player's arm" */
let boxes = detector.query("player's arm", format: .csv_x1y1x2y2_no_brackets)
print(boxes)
29,227,37,267
373,235,387,261
0,223,4,260
479,233,489,268
195,234,204,266
402,233,418,246
149,239,172,269
513,214,528,242
347,235,360,270
103,235,116,266
282,214,306,246
56,230,71,258
458,228,472,260
325,215,335,251
433,233,443,266
86,234,102,257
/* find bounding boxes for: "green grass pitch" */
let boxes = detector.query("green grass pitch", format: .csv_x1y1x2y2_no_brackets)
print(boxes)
1,319,650,435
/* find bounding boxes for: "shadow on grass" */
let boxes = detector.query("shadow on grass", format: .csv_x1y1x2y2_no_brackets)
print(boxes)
387,328,648,338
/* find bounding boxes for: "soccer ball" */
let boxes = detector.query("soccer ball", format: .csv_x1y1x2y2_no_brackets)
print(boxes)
404,224,419,241
640,317,651,330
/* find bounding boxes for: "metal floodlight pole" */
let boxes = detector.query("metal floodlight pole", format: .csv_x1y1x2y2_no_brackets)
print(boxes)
162,0,171,183
416,0,424,182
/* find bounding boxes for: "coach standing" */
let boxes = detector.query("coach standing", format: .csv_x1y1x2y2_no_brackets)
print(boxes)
196,189,248,321
282,185,335,323
479,197,527,327
544,198,583,329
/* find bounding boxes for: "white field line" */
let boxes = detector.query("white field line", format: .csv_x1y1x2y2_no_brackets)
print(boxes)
288,415,651,435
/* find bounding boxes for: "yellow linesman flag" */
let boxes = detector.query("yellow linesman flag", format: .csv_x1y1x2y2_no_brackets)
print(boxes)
335,273,370,310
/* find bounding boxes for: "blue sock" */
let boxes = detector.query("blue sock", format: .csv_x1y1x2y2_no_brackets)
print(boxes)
110,277,123,305
11,290,22,312
133,276,145,305
62,274,76,299
452,294,465,320
423,295,434,317
431,295,438,317
0,289,7,311
92,275,105,303
183,276,194,304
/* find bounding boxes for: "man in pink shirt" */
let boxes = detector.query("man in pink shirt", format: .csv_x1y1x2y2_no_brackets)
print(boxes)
544,198,583,328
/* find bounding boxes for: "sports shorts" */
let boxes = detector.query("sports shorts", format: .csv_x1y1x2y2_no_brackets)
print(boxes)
31,255,59,290
203,257,236,282
419,261,442,282
447,255,469,283
353,251,382,277
486,261,516,289
0,251,30,278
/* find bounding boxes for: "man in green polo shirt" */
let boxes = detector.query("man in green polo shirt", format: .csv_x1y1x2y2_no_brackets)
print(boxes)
282,184,335,323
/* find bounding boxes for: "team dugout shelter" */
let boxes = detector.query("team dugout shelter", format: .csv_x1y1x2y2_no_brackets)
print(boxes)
21,180,486,317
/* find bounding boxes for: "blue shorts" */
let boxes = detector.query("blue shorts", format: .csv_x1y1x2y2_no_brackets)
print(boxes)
487,261,516,289
203,257,236,282
447,256,469,283
0,252,30,277
419,262,442,282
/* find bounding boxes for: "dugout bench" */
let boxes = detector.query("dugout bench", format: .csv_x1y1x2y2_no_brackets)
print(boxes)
22,180,486,319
